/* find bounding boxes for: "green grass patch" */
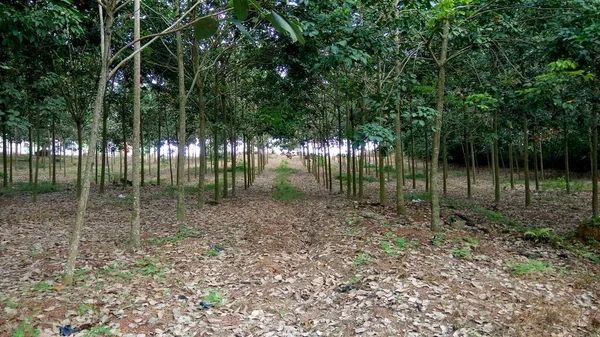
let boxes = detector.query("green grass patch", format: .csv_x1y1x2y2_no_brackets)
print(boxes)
203,290,223,306
162,183,214,196
150,226,197,245
353,252,372,265
335,174,377,183
451,247,471,259
12,316,39,337
404,173,426,180
474,206,513,225
0,182,59,195
32,281,52,292
273,161,304,200
405,191,431,201
539,176,589,191
506,259,552,276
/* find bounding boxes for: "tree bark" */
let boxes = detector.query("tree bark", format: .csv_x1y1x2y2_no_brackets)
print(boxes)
63,1,114,285
523,117,531,206
130,0,142,246
395,111,405,214
493,110,500,203
175,1,186,223
429,19,449,232
592,102,598,216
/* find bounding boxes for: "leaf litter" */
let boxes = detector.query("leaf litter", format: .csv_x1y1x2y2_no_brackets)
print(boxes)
0,158,598,336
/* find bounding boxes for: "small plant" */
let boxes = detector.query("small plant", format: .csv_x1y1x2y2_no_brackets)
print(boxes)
405,191,431,201
6,301,19,309
507,259,552,276
32,281,52,292
463,237,478,246
353,252,372,265
133,256,163,276
12,317,39,337
431,232,445,246
204,248,221,256
452,247,471,259
82,325,115,337
523,228,553,243
151,226,196,245
381,241,396,255
203,290,223,306
77,304,98,316
344,216,360,226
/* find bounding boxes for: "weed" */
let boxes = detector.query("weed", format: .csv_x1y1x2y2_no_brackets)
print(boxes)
344,216,360,226
0,182,59,196
150,226,196,245
273,162,304,200
204,248,221,256
404,173,426,180
405,191,431,201
12,317,39,337
32,281,52,292
6,301,19,309
77,304,98,316
353,252,372,265
203,290,223,306
82,325,115,337
381,241,396,255
452,247,471,259
540,176,589,191
523,228,553,243
475,207,508,224
133,256,163,277
463,237,478,246
431,232,445,246
335,174,376,183
507,259,552,276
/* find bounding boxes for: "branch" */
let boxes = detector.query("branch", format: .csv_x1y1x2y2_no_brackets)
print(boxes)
108,6,231,79
446,45,471,63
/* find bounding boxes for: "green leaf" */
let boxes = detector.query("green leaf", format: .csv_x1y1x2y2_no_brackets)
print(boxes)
194,16,219,40
229,18,253,41
266,10,304,44
233,0,249,20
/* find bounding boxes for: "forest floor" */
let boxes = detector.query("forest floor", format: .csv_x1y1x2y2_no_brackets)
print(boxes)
1,155,600,337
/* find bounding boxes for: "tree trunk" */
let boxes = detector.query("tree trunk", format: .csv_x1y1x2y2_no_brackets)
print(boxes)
533,135,539,191
63,2,113,285
429,19,449,232
193,42,206,209
214,127,220,202
442,134,447,197
1,116,7,188
33,111,40,203
52,114,56,185
100,101,108,193
539,139,544,181
592,102,598,216
564,119,570,194
395,111,405,214
28,125,33,184
130,0,142,246
157,102,162,185
493,110,500,203
121,103,128,189
175,4,186,223
509,142,514,190
523,117,531,206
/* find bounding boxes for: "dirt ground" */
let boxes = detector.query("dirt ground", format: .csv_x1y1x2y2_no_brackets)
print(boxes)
1,155,599,337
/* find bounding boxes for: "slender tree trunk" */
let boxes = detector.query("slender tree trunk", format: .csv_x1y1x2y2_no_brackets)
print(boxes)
157,103,162,185
100,101,108,193
533,135,539,191
592,103,598,216
564,119,570,194
193,45,206,209
243,134,247,189
63,2,113,285
442,134,447,197
76,124,83,196
509,142,514,190
539,139,544,181
175,3,187,222
52,115,56,185
524,117,531,206
28,125,33,184
463,142,471,199
470,141,477,183
121,103,128,189
33,112,40,203
493,110,500,203
429,19,449,231
395,110,405,214
130,0,142,246
1,116,7,188
213,127,219,202
346,100,351,199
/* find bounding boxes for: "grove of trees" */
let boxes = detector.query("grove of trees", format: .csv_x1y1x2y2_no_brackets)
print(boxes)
1,0,599,285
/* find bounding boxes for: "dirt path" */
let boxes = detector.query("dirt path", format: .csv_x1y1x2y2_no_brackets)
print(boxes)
1,156,599,336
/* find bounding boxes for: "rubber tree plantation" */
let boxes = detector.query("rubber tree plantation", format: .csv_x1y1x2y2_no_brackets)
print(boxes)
1,1,600,336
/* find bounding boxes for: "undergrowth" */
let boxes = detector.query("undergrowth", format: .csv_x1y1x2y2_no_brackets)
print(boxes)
273,161,304,200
